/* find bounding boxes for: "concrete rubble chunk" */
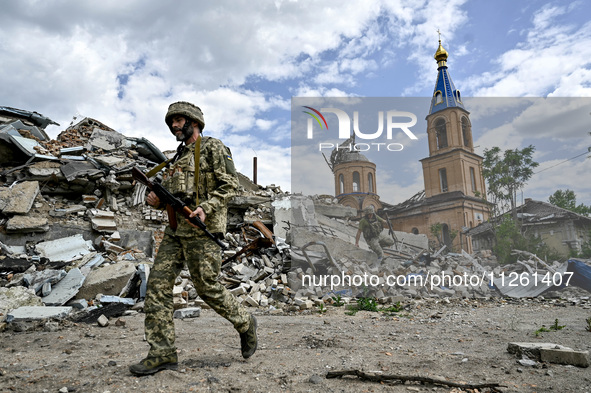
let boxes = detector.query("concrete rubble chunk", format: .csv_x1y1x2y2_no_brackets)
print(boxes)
7,306,72,323
87,127,127,151
23,269,67,294
49,204,87,217
173,307,201,319
76,261,136,300
99,295,135,306
90,209,118,232
5,215,49,233
0,287,43,322
36,234,93,262
508,342,589,368
97,314,109,327
540,348,589,368
42,268,86,306
0,181,39,214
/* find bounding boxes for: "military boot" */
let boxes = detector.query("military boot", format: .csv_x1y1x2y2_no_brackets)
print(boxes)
240,314,258,359
129,353,178,376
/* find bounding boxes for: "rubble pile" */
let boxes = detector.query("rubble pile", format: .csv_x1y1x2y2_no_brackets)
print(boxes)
1,108,589,333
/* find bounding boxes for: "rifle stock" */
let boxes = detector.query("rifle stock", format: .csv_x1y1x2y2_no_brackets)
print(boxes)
132,167,226,249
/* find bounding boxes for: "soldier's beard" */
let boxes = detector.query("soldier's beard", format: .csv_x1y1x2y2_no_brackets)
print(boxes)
172,124,193,142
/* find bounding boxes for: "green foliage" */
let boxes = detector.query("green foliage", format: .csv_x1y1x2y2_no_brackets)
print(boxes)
356,296,378,312
317,303,327,314
380,302,403,314
494,214,562,264
580,232,591,258
549,189,591,217
534,318,566,337
585,317,591,332
345,295,378,315
331,294,345,307
482,145,539,217
430,223,442,245
551,318,566,331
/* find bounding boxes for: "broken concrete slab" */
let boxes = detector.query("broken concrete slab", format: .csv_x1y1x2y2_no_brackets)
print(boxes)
42,268,86,306
313,203,357,219
23,269,67,295
5,215,49,233
540,348,589,368
0,181,39,214
173,307,201,319
0,287,43,322
49,204,87,217
35,234,94,262
6,306,72,323
87,127,128,152
90,209,117,232
508,342,589,367
99,295,135,306
60,160,102,182
76,261,136,300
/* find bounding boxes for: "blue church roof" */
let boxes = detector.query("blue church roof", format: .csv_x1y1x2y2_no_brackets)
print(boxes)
429,41,465,115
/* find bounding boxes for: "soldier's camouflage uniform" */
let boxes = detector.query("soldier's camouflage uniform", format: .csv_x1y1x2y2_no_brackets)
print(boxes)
144,136,250,358
358,214,394,259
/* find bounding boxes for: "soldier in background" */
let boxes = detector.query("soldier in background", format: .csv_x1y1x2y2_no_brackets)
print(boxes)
355,205,394,268
130,101,257,376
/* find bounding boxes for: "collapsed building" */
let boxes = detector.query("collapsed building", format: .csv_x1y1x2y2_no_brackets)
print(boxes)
1,106,590,332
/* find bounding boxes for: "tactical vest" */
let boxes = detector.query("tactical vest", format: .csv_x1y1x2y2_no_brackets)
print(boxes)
161,136,238,236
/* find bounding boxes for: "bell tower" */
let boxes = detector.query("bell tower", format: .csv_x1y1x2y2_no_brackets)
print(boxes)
421,39,486,203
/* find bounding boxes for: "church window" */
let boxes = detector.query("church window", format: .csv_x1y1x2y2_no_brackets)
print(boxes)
455,90,462,102
435,118,447,149
470,167,477,192
352,171,360,192
434,91,443,104
439,168,448,192
368,173,374,193
461,116,471,147
339,174,344,194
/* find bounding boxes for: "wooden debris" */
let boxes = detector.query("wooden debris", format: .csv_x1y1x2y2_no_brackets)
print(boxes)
325,369,506,392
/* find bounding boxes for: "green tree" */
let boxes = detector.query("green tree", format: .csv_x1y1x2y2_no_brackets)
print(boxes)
482,145,539,219
548,189,591,217
494,214,562,264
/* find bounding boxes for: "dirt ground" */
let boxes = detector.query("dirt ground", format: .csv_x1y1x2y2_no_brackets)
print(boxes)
1,294,590,393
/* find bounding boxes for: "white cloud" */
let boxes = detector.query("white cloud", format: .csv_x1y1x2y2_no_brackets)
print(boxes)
466,3,591,97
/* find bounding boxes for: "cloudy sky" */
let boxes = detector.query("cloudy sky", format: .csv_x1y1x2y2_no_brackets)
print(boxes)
2,0,590,205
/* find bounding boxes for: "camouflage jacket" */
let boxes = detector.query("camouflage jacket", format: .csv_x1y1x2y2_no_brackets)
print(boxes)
161,136,239,237
359,214,385,240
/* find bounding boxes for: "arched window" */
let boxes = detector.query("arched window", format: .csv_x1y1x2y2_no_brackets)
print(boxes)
339,174,344,194
435,118,447,149
439,168,448,192
442,223,452,249
461,116,471,147
411,228,419,235
352,171,360,192
368,173,374,193
434,91,443,104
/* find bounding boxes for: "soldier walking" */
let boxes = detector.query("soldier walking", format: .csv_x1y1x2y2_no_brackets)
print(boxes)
355,205,394,268
130,101,257,375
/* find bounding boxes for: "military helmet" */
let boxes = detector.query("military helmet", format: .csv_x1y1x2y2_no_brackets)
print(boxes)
363,205,375,214
165,101,205,130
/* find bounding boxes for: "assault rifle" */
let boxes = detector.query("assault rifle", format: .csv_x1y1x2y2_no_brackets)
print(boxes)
132,167,226,249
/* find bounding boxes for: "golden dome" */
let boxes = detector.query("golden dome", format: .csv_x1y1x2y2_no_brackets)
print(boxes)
434,40,448,63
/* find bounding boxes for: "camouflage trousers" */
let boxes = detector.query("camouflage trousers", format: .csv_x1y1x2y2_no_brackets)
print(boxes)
365,233,395,259
144,233,250,358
